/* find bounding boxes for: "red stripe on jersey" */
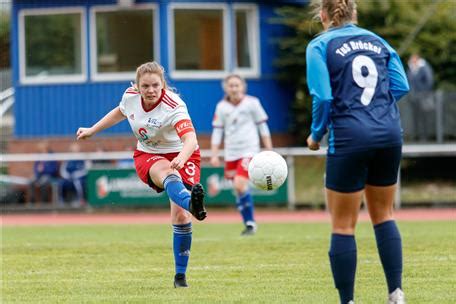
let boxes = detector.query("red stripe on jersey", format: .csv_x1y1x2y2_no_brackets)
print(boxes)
163,94,178,107
164,93,177,104
163,98,177,108
175,119,195,138
126,86,139,94
162,99,177,109
126,90,139,95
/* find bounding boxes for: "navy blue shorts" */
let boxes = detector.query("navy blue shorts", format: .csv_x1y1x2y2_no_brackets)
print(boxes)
325,146,402,193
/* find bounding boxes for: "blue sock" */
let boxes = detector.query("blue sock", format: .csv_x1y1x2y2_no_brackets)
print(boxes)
329,234,357,304
236,191,255,225
163,174,190,211
173,223,192,274
374,220,403,293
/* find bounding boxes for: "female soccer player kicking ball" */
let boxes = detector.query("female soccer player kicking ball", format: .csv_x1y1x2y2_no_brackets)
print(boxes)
77,61,207,288
306,1,409,303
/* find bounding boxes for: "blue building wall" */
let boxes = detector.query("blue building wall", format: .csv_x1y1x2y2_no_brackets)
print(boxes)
12,0,299,138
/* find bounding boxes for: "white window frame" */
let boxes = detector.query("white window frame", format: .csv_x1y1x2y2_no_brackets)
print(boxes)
19,7,87,85
90,4,159,82
232,4,260,78
168,3,230,79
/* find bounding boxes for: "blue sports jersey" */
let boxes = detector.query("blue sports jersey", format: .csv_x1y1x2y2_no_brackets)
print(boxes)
306,24,409,154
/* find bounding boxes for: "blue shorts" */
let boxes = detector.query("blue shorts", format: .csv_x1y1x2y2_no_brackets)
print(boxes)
325,146,402,193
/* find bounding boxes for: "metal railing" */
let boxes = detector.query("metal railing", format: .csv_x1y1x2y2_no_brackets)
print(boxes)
0,87,14,119
1,144,455,209
399,90,456,143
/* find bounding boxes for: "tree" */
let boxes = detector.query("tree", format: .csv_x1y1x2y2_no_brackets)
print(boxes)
0,10,10,68
273,0,456,145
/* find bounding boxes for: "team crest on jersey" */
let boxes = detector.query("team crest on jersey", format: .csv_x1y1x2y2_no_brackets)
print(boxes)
146,118,162,129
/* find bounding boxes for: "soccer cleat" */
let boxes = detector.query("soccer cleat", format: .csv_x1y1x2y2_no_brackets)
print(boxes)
189,183,207,221
347,301,355,304
173,273,188,288
241,224,257,236
388,288,405,304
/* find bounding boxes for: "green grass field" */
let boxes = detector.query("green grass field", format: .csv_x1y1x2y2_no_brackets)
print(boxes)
2,221,455,303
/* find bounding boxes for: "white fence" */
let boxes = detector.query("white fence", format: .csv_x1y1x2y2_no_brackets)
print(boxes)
2,144,455,162
1,144,455,209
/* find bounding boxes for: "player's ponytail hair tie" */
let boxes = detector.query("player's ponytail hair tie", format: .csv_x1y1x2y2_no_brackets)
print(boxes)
315,0,357,28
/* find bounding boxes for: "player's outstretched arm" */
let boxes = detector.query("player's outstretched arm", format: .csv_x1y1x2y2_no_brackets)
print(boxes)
77,107,126,140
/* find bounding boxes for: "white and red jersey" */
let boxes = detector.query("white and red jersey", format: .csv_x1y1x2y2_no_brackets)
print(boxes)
119,88,195,154
212,95,268,161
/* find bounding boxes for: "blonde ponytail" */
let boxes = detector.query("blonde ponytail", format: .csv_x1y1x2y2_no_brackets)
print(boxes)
314,0,357,28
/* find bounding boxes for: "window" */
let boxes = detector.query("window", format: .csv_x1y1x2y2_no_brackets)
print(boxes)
19,8,86,84
236,10,251,68
170,3,259,79
234,5,259,75
170,4,228,78
91,5,158,81
175,9,224,71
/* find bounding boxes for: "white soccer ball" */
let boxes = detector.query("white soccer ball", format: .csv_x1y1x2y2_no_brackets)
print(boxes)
248,151,288,191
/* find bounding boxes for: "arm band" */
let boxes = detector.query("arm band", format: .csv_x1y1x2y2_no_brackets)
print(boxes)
175,119,195,138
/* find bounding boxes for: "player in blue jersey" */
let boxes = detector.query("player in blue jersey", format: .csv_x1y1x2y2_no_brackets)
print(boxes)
306,1,409,303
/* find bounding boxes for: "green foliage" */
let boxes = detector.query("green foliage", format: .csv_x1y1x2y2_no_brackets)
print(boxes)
25,14,79,71
0,10,10,68
271,6,321,145
0,11,9,38
2,222,455,303
273,0,456,145
356,0,456,88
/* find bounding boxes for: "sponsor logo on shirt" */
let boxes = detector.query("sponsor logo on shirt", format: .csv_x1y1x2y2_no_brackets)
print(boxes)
175,119,194,137
138,128,148,140
176,120,192,132
146,118,162,129
146,155,164,163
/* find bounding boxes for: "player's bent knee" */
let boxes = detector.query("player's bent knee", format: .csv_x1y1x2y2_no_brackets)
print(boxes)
332,220,357,234
163,168,180,178
172,208,191,224
233,177,249,193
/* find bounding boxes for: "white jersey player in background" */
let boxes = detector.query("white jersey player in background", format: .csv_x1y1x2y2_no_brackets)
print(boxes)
76,61,206,288
210,74,273,235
